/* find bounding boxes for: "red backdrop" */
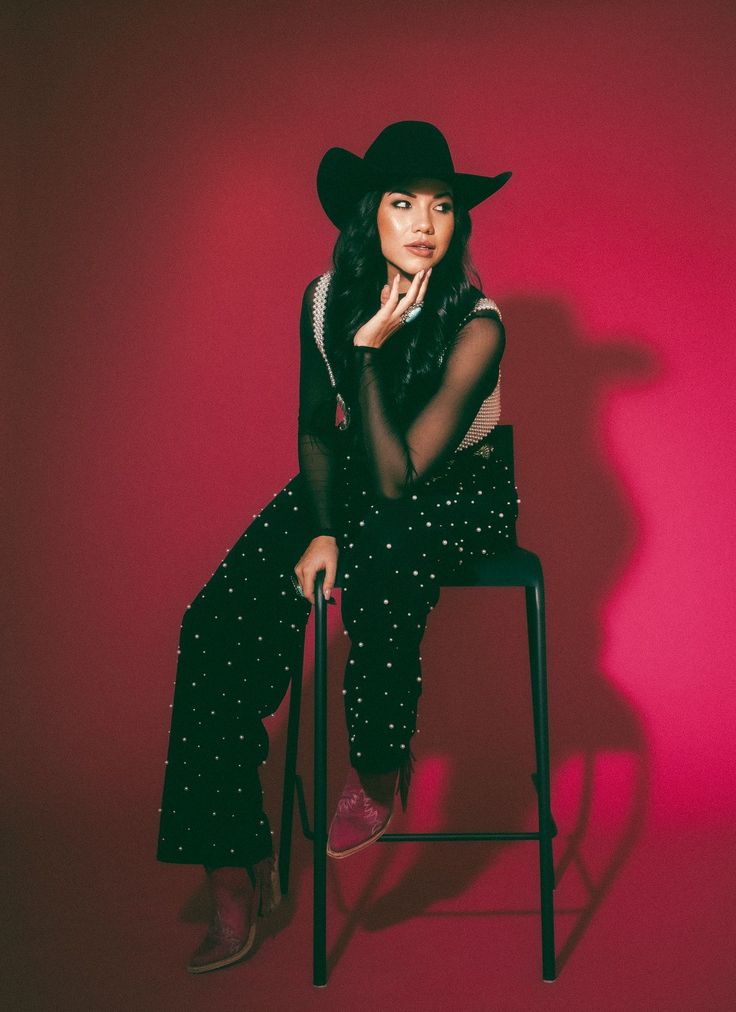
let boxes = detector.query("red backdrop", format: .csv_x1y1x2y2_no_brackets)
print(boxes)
7,2,735,1008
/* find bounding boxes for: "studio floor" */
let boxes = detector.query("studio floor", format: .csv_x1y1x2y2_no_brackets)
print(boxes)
6,700,734,1011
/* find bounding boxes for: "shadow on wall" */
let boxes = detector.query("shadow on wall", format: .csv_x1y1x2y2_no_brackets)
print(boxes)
179,292,660,974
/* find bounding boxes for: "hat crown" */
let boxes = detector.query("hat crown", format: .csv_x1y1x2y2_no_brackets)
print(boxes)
363,120,455,183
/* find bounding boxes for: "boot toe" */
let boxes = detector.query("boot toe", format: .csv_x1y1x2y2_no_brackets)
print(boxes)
327,797,393,857
186,921,256,973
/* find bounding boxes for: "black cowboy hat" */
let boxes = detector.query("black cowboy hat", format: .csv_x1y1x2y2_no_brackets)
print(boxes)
316,120,512,230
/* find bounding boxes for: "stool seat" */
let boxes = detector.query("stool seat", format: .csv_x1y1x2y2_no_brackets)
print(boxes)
331,546,541,591
431,545,542,587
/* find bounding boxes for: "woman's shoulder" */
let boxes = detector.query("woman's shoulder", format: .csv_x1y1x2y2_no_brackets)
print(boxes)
444,287,504,350
459,284,503,325
301,270,335,310
303,270,332,297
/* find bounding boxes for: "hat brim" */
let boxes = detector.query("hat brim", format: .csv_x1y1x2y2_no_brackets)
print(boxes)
317,147,511,230
453,170,513,212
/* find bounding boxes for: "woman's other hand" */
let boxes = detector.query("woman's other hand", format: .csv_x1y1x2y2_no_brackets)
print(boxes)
353,268,431,349
294,536,339,605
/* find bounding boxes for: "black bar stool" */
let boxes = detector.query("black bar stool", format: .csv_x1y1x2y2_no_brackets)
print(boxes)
278,425,557,986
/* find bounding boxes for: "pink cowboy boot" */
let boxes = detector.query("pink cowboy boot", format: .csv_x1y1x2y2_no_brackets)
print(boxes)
327,751,415,859
186,854,281,974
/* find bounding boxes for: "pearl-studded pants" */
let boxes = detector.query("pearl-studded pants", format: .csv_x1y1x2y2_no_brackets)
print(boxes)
156,439,519,868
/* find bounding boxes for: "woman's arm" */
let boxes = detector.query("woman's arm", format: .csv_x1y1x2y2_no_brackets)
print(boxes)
297,277,342,539
355,310,505,499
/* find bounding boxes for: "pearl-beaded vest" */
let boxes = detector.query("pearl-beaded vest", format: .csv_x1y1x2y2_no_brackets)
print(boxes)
310,270,502,455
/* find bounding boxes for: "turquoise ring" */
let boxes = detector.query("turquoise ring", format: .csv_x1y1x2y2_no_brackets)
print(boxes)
400,301,423,325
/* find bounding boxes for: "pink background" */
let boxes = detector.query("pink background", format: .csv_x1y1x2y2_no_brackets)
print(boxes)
7,1,735,1008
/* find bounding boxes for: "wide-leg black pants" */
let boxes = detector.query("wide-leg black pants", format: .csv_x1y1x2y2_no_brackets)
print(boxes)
156,436,519,867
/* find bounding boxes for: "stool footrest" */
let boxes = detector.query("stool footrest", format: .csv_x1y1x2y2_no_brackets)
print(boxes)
292,773,558,844
380,831,555,842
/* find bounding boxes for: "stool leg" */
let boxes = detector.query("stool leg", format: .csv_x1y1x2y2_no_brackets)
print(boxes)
313,575,328,987
278,662,303,897
525,579,556,982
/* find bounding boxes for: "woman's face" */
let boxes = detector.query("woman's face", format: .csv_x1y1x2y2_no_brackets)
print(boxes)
376,177,455,292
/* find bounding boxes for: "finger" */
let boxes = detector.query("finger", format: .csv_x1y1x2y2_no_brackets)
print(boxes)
386,273,401,306
391,269,424,317
380,282,391,307
304,568,315,606
406,268,425,302
315,569,329,603
413,265,430,297
323,560,337,600
409,267,430,307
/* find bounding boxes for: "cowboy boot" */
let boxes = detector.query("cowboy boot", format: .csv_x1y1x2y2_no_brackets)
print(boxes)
327,749,415,859
186,854,281,973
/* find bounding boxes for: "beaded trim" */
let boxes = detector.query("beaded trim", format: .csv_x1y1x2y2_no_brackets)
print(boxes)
460,296,503,326
311,271,336,386
453,297,503,452
312,271,350,428
310,271,502,453
454,379,501,452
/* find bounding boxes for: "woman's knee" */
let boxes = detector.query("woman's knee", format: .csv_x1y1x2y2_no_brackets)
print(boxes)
248,472,311,538
181,574,209,618
342,540,441,623
348,497,437,575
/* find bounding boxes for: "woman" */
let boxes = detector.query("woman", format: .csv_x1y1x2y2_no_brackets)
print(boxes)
157,120,519,974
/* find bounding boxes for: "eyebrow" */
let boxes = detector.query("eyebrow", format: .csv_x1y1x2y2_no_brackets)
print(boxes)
389,190,454,200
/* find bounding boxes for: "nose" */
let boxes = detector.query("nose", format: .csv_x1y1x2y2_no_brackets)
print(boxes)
411,202,435,234
413,216,434,235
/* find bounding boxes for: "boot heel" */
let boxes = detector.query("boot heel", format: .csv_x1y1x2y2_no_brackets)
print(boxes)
396,747,416,814
255,853,282,917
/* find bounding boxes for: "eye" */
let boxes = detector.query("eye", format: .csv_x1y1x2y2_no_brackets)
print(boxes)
391,199,454,213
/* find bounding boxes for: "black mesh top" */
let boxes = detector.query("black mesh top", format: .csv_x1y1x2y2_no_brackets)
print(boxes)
297,276,505,541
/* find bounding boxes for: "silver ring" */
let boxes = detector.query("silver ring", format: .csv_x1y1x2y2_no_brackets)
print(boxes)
400,301,423,325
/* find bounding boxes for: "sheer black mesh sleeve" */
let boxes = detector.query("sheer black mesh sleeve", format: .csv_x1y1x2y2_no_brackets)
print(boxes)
297,277,342,539
354,309,505,499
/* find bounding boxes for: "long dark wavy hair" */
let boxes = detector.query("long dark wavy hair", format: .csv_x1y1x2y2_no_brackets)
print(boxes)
307,184,489,465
